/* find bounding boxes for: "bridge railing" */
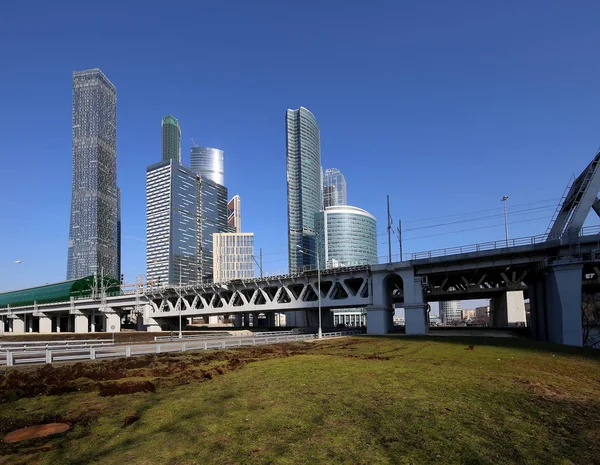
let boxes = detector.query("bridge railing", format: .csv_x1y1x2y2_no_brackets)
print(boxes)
381,224,600,263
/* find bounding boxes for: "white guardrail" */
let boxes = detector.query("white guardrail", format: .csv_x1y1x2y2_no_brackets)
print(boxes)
0,331,364,367
0,339,115,350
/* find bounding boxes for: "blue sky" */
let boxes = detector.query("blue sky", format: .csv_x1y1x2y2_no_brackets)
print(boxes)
2,0,600,300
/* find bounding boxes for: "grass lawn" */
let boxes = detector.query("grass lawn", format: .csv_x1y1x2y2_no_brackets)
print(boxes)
1,336,599,464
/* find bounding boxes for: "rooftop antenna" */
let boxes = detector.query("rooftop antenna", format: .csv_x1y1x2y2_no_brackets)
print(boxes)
191,138,198,147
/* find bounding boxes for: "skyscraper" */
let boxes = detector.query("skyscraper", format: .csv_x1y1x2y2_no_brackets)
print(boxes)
190,146,224,186
161,115,181,162
198,177,229,281
314,205,377,268
286,107,322,273
323,168,347,207
67,68,120,280
146,160,199,286
227,195,241,233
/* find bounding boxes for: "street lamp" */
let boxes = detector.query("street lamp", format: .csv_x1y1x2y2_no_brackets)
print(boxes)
178,260,183,339
501,196,509,247
296,240,322,340
0,260,21,268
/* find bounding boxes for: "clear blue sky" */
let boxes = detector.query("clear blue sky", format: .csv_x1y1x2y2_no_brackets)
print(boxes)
2,0,600,298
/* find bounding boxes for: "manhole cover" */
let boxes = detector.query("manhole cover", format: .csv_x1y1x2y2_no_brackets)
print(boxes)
3,423,70,443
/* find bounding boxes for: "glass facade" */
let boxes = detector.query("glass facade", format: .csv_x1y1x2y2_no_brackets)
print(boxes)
146,160,199,285
67,69,120,280
439,301,462,324
161,115,181,163
286,107,322,273
323,168,347,208
315,206,377,268
199,177,229,282
190,147,224,186
213,233,255,282
227,195,241,233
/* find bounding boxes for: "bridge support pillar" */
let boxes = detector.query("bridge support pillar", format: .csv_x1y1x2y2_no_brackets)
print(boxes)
233,314,243,327
490,291,526,327
105,313,121,333
405,305,428,335
74,314,88,333
265,313,275,327
11,316,25,333
366,306,393,334
39,316,52,334
544,263,583,346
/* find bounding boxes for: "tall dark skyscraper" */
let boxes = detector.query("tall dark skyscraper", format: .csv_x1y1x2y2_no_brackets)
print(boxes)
67,69,120,280
286,107,322,273
162,115,181,162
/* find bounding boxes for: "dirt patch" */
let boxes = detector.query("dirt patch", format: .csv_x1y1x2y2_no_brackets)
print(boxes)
3,423,70,443
98,381,156,396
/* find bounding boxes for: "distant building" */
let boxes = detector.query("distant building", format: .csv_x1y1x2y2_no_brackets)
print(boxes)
190,147,224,186
475,306,490,318
227,195,241,233
161,115,181,163
67,68,120,280
286,107,322,273
439,301,462,324
146,159,199,286
462,309,476,320
213,232,255,282
323,168,347,207
315,205,377,268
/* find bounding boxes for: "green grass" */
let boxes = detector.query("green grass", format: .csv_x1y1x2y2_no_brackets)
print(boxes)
1,336,599,464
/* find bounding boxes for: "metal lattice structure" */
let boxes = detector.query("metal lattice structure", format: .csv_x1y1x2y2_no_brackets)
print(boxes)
67,69,120,280
546,151,600,241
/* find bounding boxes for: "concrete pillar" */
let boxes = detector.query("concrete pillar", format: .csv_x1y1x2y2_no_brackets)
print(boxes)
74,314,89,333
283,310,307,327
105,313,121,333
252,312,261,327
490,291,526,327
266,313,275,327
39,316,52,334
11,316,25,333
403,273,427,335
233,314,243,327
366,306,393,334
544,263,583,346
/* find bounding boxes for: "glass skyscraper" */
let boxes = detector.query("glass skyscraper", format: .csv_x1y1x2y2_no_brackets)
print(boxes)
323,168,347,208
161,115,181,162
314,206,377,268
67,68,120,280
146,160,199,286
190,146,224,186
198,177,229,281
286,107,322,273
439,301,462,324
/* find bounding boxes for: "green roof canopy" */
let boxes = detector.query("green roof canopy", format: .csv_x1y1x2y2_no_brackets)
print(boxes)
0,276,119,308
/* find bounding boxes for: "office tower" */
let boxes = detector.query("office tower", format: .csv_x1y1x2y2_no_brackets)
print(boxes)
161,115,181,162
117,188,122,282
67,68,120,280
286,106,322,273
146,160,199,286
439,301,462,324
323,168,347,208
190,146,224,185
314,206,377,268
227,195,241,233
213,232,255,282
198,177,229,282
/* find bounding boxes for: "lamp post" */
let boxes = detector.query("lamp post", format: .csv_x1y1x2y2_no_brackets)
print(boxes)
501,196,509,247
178,260,183,339
296,238,322,339
0,260,21,268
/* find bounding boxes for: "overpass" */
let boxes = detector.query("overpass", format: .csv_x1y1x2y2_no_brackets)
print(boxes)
3,150,600,346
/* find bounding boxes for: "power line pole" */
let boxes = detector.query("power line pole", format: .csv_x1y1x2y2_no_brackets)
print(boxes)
502,195,509,247
387,195,392,263
398,219,403,261
260,248,263,278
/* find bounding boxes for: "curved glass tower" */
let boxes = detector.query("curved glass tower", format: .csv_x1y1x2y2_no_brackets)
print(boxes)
315,206,377,268
161,115,181,163
190,147,224,186
286,107,322,273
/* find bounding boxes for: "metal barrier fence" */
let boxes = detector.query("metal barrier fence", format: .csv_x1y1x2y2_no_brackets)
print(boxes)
153,333,233,342
1,330,364,367
0,339,114,350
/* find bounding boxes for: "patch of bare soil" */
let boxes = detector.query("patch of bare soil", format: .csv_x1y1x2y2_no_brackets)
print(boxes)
3,423,70,443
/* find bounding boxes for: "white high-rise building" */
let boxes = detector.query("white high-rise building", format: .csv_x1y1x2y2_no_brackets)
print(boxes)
439,301,462,324
213,233,255,282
